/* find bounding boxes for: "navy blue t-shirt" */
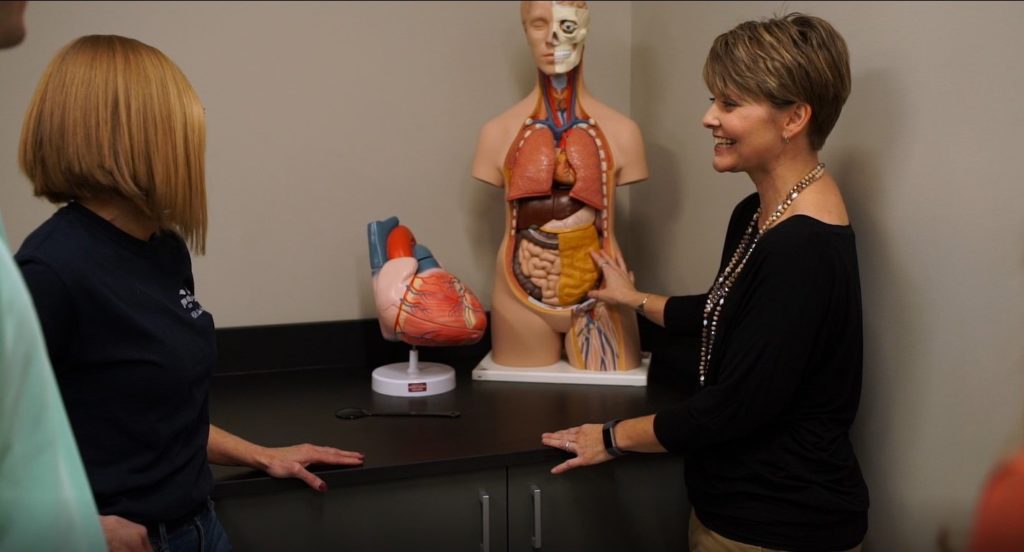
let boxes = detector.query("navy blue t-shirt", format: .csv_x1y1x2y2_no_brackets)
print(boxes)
16,202,215,524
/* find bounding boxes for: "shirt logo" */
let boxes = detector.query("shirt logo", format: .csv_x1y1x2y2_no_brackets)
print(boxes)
179,288,206,319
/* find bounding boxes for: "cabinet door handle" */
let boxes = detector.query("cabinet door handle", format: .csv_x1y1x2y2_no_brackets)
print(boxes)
479,491,490,552
531,485,542,549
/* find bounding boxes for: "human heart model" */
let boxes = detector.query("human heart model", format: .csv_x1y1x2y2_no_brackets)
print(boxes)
367,217,486,346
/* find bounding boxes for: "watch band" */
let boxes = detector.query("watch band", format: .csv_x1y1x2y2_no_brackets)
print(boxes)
602,419,627,457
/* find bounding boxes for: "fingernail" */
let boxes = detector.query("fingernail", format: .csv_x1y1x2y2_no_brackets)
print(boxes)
318,482,327,492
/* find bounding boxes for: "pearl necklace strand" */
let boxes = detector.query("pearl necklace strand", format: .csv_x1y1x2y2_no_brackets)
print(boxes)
697,162,826,386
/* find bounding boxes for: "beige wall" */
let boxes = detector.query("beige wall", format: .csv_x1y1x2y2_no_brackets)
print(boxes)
0,0,633,326
3,1,1024,549
631,1,1024,549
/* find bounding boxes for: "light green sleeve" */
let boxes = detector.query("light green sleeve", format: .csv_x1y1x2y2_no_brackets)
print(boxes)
0,213,106,551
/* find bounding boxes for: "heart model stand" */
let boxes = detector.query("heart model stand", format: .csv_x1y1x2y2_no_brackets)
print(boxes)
372,346,455,397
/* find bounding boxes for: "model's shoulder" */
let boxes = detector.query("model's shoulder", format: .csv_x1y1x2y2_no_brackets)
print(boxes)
474,94,539,185
580,97,648,183
582,98,638,131
480,94,537,136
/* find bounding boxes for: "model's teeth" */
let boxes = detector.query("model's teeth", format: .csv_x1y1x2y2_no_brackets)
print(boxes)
715,137,735,146
554,49,571,62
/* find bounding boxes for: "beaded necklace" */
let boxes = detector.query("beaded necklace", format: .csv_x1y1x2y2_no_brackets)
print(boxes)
697,162,826,386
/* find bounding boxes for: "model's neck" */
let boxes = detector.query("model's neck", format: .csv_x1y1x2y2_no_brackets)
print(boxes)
536,65,587,135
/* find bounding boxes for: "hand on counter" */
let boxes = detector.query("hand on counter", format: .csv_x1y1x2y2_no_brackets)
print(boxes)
542,415,667,474
207,424,364,492
541,424,612,474
259,443,365,492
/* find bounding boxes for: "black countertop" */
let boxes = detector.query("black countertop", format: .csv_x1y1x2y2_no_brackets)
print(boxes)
208,318,696,498
209,359,688,498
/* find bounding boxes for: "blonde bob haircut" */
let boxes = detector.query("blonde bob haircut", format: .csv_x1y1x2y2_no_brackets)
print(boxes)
704,13,851,151
19,35,207,253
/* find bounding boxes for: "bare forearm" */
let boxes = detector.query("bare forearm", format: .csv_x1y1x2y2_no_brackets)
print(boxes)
208,425,363,492
207,424,269,470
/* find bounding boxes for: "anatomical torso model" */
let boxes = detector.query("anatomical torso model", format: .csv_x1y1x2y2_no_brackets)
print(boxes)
472,1,648,370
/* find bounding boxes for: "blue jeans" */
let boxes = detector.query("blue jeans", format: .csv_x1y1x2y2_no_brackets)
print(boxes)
148,499,233,552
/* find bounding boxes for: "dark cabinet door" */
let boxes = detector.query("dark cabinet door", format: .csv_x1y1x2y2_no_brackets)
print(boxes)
507,455,689,552
216,468,507,552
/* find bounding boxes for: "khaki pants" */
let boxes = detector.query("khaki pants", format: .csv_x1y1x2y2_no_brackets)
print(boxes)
689,511,863,552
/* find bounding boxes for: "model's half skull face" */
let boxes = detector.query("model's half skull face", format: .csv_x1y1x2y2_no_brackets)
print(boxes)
551,2,588,73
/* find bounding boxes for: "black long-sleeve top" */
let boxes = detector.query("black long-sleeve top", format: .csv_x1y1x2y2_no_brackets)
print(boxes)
653,193,869,551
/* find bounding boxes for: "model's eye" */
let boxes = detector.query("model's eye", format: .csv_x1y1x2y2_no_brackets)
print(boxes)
559,20,578,34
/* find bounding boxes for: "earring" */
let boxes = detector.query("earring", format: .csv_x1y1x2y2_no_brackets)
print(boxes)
783,134,790,144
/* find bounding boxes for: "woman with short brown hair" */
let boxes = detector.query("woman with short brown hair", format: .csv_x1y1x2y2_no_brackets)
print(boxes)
542,13,868,551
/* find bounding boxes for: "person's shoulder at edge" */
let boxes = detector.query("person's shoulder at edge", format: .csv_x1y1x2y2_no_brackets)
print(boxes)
14,205,74,260
966,447,1024,551
755,213,856,288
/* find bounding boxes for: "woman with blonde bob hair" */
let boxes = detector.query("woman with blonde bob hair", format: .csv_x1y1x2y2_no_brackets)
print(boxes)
20,34,208,254
542,13,868,551
16,35,364,552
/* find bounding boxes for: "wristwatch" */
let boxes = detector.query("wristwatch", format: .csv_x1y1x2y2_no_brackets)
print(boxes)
602,419,627,457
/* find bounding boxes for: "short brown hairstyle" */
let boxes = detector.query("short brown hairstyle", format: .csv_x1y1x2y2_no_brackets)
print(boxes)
703,13,851,151
19,35,207,253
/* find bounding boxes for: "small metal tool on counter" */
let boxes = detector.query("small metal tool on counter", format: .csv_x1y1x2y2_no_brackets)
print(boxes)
334,407,461,420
